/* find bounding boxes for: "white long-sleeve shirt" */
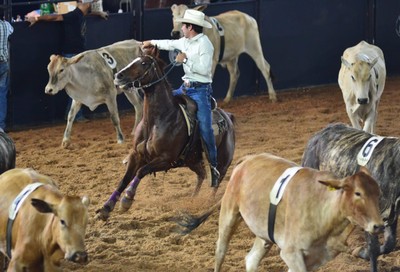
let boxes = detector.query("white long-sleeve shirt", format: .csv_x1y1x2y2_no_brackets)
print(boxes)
151,33,214,83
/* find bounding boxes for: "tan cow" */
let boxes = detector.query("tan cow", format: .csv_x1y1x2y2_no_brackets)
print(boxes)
338,40,386,134
0,168,90,271
175,153,383,271
45,39,143,148
170,4,277,104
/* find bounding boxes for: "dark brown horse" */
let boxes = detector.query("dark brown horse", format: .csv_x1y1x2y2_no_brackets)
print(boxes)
96,46,236,221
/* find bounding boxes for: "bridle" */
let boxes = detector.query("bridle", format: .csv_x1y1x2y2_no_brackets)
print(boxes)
130,55,178,89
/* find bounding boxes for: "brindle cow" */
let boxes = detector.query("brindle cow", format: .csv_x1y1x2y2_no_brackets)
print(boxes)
0,168,90,271
301,123,400,272
170,4,277,104
45,39,143,148
175,153,383,271
338,41,386,133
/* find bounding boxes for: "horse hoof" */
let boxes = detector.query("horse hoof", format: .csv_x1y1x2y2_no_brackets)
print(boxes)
95,207,110,221
120,196,134,211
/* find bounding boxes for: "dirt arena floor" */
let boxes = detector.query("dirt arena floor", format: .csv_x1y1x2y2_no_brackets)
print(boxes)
6,76,400,271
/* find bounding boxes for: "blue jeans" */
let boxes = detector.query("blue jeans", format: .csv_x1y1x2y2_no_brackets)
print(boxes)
63,53,84,120
0,62,10,130
173,84,217,167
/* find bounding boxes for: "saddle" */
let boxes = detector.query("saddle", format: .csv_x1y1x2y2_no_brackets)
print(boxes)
171,95,227,167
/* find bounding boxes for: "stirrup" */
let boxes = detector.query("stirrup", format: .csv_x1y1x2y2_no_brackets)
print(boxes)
210,97,217,110
210,166,220,187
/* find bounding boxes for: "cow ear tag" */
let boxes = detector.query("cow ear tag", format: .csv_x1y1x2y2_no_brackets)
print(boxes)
327,185,337,191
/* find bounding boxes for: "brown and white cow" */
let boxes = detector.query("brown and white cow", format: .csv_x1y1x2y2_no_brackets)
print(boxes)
170,4,277,104
45,39,144,148
0,168,90,271
175,153,383,271
338,40,386,134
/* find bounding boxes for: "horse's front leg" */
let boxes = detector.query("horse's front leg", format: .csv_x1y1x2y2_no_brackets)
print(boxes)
120,159,172,211
96,153,141,221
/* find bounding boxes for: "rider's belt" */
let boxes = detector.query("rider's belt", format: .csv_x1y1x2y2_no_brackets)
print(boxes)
183,81,210,88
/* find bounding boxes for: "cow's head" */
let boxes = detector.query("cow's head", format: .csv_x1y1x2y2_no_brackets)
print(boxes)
341,56,379,105
170,4,207,39
31,195,90,264
45,54,84,95
318,166,383,234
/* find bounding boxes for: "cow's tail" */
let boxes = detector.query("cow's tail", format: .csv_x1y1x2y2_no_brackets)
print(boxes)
172,199,222,235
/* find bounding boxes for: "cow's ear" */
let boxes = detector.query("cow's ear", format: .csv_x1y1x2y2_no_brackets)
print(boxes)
359,166,372,176
31,198,55,214
194,5,207,12
318,179,342,190
171,4,177,11
50,54,58,61
69,54,84,64
341,57,351,68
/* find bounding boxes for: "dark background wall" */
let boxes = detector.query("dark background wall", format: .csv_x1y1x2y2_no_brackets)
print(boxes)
5,0,400,128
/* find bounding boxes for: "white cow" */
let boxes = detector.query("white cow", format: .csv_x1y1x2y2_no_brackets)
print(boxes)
45,39,143,148
170,4,277,104
338,40,386,134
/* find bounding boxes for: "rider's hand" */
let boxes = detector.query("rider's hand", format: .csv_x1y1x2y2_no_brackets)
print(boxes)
175,52,187,63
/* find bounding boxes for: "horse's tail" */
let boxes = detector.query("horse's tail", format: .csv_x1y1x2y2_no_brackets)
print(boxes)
172,199,222,235
227,111,236,127
219,110,236,129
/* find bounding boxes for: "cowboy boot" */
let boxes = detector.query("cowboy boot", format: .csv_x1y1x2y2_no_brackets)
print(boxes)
210,165,220,187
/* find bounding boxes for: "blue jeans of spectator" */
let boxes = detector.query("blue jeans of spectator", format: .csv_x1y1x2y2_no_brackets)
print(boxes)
0,61,10,130
173,84,217,167
63,53,84,120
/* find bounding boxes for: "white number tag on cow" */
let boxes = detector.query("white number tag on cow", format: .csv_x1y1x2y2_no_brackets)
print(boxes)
9,182,44,220
270,166,302,205
210,17,225,36
357,136,384,166
97,49,117,70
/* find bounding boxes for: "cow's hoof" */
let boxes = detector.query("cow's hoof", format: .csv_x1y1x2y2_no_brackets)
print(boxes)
62,139,71,149
120,196,134,211
95,207,110,221
269,94,278,103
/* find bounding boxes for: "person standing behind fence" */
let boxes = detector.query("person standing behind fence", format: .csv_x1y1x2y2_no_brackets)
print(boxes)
0,13,14,131
25,0,108,122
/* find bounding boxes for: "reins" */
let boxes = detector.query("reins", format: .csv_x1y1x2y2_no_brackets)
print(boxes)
131,56,178,89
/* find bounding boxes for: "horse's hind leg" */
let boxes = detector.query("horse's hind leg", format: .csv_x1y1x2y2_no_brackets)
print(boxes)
246,237,272,272
188,161,207,196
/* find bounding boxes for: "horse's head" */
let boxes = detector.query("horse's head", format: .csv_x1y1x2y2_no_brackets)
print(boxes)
114,46,165,89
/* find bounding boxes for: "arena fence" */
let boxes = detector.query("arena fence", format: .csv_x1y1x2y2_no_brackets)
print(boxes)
5,0,400,128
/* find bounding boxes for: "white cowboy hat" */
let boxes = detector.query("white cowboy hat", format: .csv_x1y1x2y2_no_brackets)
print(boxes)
175,9,212,29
